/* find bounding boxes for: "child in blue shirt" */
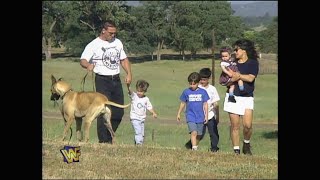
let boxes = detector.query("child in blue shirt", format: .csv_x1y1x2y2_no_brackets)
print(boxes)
177,72,209,151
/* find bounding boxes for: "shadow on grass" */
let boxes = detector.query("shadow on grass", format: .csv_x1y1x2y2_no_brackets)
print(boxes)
262,130,278,139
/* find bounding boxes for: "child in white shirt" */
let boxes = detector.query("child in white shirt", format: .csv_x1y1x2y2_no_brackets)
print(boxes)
127,80,157,145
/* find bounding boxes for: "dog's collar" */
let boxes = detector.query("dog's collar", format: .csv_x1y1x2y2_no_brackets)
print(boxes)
61,89,73,99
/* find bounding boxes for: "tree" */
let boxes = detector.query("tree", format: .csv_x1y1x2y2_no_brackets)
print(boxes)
140,1,172,61
61,1,134,56
42,1,252,60
126,6,157,58
167,1,246,59
169,1,197,60
256,16,278,54
42,1,66,60
243,30,257,42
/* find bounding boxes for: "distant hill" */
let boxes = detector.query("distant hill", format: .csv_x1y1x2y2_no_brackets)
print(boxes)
231,1,278,17
125,1,141,7
125,1,278,17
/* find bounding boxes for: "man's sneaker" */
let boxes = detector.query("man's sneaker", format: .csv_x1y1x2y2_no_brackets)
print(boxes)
210,147,219,153
228,96,236,103
234,149,240,155
185,140,192,149
242,142,252,155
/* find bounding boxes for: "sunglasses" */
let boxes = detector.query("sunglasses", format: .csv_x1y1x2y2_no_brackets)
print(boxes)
234,48,240,52
107,32,116,35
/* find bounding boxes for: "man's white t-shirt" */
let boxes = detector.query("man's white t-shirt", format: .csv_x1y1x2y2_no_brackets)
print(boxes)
80,37,127,75
129,92,153,121
199,84,220,119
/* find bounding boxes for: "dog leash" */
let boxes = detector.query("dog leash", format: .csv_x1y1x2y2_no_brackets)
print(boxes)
53,100,59,108
80,72,88,92
92,71,95,91
80,71,95,92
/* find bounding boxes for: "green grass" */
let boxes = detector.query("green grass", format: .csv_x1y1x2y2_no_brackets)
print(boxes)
43,59,278,124
42,58,278,179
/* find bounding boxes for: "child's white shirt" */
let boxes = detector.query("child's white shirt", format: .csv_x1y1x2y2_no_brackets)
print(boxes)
199,84,220,119
129,92,153,121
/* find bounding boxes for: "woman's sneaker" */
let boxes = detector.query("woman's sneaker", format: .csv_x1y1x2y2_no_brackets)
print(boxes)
192,146,198,151
234,149,240,155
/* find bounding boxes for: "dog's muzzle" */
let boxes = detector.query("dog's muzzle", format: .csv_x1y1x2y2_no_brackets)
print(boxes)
50,93,60,101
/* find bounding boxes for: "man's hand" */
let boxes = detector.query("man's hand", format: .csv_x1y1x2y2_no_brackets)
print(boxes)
125,75,132,85
87,64,95,71
127,83,132,95
80,59,95,71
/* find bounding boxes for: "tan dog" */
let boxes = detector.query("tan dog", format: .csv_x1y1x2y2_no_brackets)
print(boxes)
50,75,130,143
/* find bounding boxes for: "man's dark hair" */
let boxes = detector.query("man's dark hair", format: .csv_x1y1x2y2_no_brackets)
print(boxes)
188,72,201,83
199,68,211,79
102,20,116,30
136,80,149,92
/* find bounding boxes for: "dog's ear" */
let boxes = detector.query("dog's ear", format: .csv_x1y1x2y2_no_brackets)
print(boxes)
51,75,56,84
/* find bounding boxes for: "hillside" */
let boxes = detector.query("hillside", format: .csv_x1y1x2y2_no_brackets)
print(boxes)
231,1,278,17
126,1,278,17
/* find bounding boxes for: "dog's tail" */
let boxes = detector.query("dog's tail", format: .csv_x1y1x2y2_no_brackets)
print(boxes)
105,101,130,108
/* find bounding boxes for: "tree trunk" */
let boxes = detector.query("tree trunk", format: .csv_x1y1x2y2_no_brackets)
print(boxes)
42,36,52,60
156,39,164,61
157,41,161,61
182,50,185,61
42,19,56,60
190,50,196,60
211,29,216,86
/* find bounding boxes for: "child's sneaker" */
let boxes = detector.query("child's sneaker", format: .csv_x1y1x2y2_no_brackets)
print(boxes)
228,96,236,103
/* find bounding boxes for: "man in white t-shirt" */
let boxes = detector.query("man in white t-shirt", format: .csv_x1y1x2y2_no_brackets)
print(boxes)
185,68,220,152
80,20,132,143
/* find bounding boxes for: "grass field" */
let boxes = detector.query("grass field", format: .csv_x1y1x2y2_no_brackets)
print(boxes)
42,56,278,179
